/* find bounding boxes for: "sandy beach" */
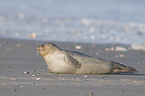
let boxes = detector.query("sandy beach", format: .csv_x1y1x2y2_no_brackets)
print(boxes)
0,0,145,96
0,38,145,96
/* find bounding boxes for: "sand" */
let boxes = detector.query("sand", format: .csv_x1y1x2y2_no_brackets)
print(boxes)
0,38,145,96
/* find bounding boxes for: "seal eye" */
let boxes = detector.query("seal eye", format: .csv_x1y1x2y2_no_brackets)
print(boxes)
44,43,53,47
41,43,54,48
44,43,50,47
41,44,45,47
49,44,52,46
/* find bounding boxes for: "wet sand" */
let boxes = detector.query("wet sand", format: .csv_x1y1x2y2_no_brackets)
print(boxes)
0,38,145,96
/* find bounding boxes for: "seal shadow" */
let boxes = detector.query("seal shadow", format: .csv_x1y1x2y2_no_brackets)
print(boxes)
109,73,145,77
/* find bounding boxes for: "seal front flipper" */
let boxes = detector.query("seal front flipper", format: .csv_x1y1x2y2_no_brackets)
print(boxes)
63,54,81,69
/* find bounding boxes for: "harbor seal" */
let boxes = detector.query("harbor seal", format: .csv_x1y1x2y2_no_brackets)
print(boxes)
37,43,137,75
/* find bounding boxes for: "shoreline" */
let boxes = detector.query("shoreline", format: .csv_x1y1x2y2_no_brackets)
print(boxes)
0,36,132,45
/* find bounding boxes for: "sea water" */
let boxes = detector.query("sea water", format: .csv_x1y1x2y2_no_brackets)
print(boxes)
0,0,145,44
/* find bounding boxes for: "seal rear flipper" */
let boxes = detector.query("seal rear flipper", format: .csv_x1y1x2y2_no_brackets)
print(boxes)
111,62,137,73
63,54,81,69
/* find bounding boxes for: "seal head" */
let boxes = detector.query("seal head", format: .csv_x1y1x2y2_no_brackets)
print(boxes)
37,43,59,57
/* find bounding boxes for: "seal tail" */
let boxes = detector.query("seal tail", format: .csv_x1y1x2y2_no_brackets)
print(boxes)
111,62,137,73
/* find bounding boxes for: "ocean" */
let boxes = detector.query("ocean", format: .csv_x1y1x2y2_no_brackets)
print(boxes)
0,0,145,44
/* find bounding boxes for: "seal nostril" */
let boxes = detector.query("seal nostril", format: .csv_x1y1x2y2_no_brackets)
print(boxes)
42,44,45,47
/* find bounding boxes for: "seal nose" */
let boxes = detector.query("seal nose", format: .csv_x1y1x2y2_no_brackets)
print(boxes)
37,45,42,50
42,44,45,47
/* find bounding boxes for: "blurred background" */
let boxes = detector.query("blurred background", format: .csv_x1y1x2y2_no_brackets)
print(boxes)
0,0,145,44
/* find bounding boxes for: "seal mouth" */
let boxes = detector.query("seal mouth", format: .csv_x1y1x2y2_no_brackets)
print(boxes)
37,46,49,56
37,45,43,51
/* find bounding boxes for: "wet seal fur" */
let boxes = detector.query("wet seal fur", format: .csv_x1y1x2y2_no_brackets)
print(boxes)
37,43,137,75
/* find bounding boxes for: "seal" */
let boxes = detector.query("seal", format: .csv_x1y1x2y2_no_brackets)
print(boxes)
37,43,137,75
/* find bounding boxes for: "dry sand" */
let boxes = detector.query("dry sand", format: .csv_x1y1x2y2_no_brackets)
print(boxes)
0,38,145,96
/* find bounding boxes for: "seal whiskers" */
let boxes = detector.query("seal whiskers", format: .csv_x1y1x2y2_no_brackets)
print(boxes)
35,42,40,59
